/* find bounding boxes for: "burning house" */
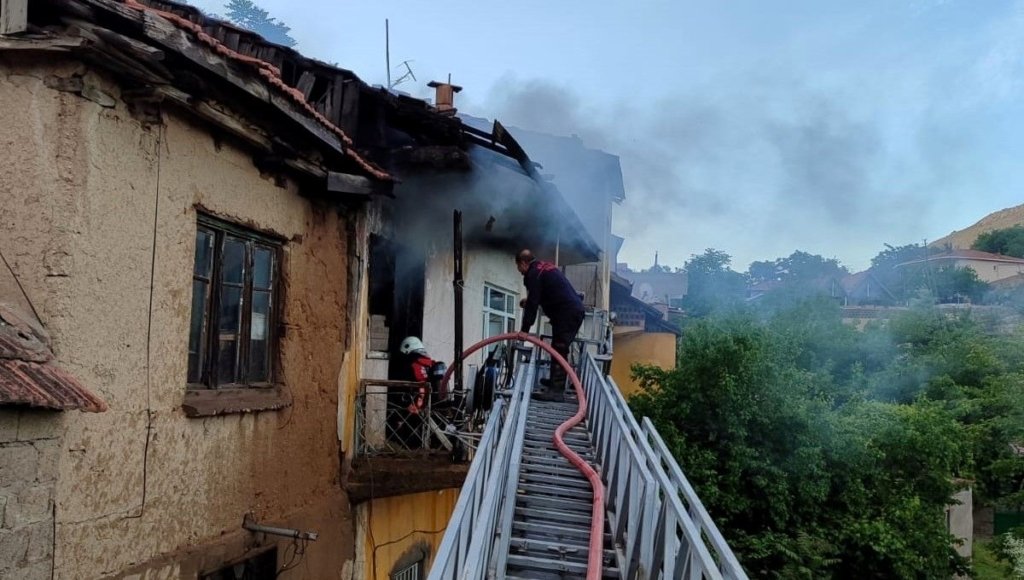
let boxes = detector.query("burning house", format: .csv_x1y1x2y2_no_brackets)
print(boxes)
0,0,608,578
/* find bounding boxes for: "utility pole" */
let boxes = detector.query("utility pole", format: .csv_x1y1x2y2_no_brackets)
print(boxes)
385,19,391,89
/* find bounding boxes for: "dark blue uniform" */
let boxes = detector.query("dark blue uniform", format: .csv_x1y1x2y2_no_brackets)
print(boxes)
521,260,585,390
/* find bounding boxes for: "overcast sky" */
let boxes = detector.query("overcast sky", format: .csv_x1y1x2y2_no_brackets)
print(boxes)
191,0,1024,272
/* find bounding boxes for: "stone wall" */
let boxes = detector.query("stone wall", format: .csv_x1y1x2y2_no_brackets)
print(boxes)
0,410,60,580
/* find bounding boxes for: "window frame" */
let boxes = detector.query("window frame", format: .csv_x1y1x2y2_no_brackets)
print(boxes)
188,214,283,390
482,283,517,352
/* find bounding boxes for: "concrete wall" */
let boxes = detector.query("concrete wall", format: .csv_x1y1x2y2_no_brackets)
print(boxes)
0,57,356,578
956,259,1024,284
948,487,973,559
353,489,458,580
610,332,677,398
0,410,60,580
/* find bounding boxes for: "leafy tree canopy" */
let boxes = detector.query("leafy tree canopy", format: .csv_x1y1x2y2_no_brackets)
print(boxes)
630,301,1024,578
972,225,1024,258
225,0,297,47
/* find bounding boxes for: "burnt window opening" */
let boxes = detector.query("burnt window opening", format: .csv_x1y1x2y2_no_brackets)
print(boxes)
188,215,282,389
200,547,277,580
367,234,426,380
367,234,396,353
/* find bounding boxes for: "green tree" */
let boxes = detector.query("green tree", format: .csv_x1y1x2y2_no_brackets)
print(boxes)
973,225,1024,258
628,303,991,578
225,0,297,47
681,249,748,317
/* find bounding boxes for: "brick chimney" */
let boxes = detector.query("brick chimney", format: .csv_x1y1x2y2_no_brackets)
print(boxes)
428,80,462,116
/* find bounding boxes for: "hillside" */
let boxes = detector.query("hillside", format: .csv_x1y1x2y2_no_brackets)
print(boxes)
932,203,1024,249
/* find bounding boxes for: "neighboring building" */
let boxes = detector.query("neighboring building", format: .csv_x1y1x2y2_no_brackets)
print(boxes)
897,249,1024,284
608,273,678,398
840,270,898,305
0,1,413,577
616,265,689,308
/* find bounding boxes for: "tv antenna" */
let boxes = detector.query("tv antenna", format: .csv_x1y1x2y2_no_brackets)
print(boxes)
391,60,417,89
385,19,416,90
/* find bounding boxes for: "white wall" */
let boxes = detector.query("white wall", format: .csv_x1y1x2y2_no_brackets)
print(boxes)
422,240,524,367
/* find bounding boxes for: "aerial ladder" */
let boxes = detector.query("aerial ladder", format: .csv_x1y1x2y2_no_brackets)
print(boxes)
428,332,748,580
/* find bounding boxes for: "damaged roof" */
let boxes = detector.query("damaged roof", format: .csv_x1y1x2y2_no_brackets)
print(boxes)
0,304,107,413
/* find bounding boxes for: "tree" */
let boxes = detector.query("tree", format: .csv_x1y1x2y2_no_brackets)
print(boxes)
680,249,747,317
628,305,974,578
973,225,1024,258
224,0,297,47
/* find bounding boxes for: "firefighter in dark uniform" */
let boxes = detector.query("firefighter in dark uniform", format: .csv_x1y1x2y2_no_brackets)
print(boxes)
516,249,585,402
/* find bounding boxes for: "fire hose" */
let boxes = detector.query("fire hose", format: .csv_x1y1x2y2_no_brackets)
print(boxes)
440,331,605,580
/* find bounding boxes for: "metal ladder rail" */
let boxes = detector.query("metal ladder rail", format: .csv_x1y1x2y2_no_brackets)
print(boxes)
600,365,747,579
640,416,747,579
428,358,533,580
579,352,659,579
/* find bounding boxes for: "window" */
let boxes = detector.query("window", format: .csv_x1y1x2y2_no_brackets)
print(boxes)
188,215,281,388
483,284,517,354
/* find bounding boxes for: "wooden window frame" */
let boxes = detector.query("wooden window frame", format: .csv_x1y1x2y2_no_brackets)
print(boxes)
188,214,283,392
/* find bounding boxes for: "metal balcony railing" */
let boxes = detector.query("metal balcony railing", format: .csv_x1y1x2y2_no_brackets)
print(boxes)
354,379,466,456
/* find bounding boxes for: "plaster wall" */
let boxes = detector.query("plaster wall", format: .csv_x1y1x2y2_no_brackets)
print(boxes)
0,57,356,578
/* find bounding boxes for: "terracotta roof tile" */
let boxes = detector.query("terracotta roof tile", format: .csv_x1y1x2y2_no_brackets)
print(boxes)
0,305,107,413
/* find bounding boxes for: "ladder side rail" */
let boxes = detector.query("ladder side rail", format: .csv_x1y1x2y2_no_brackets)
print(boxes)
581,353,659,579
595,355,737,579
457,360,533,579
427,396,506,580
641,417,747,579
490,359,536,577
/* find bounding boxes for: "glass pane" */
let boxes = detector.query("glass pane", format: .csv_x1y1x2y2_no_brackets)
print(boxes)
488,288,505,312
487,313,503,339
506,295,515,314
217,285,243,385
221,237,245,284
249,290,271,382
187,279,209,383
506,317,516,332
253,246,273,290
194,229,214,278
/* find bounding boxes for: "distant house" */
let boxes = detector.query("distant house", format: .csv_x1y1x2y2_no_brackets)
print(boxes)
617,267,689,307
841,270,898,305
608,273,679,397
897,249,1024,284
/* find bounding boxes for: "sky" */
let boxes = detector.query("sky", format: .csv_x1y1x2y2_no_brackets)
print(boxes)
190,0,1024,272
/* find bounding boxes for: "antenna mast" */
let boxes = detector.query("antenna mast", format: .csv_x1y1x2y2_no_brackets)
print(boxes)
385,19,391,88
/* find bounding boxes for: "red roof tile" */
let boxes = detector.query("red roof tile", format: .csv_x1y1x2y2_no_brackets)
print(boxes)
0,305,107,413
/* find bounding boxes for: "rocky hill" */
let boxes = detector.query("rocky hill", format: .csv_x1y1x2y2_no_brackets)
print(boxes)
932,203,1024,249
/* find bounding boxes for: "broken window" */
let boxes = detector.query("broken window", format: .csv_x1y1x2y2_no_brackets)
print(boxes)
188,215,281,389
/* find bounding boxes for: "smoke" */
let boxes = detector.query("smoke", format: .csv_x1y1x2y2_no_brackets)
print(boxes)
463,71,972,272
389,147,559,258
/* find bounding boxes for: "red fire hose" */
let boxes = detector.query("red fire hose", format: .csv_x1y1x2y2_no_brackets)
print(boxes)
440,331,605,580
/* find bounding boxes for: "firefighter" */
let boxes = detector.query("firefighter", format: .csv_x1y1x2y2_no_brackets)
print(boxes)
515,249,585,402
398,336,434,414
